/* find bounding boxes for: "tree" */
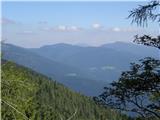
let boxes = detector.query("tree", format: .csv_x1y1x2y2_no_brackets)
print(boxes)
94,1,160,119
134,35,160,49
128,0,160,49
94,57,160,118
128,0,159,26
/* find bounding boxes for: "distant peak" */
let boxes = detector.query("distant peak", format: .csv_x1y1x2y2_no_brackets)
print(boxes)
101,41,135,47
40,43,74,49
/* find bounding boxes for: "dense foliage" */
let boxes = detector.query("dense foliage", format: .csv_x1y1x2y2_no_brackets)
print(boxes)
1,60,129,120
94,57,160,119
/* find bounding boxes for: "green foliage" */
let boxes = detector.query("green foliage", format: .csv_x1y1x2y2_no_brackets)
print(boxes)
1,60,129,120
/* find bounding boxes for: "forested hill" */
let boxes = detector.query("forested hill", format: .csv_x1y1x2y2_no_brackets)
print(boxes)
1,60,129,120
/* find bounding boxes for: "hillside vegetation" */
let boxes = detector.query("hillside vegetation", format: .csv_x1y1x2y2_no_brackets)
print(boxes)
2,43,107,96
1,60,129,120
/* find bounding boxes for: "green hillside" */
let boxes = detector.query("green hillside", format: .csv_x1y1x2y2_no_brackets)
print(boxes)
2,43,107,96
1,60,129,120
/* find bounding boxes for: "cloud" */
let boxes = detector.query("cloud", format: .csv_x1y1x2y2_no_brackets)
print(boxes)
4,22,156,48
17,30,34,35
111,27,140,32
68,26,81,31
57,25,67,31
112,27,121,32
38,25,82,32
56,25,81,31
65,73,77,77
1,17,16,25
92,23,103,29
101,66,115,70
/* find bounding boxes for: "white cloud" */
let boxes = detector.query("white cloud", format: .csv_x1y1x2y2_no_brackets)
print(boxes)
101,66,115,70
112,27,121,32
39,25,81,32
92,23,103,29
111,27,141,32
68,26,80,31
56,25,81,31
65,73,77,77
4,22,157,48
57,25,67,31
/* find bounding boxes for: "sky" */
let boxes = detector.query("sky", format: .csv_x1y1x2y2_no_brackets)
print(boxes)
2,1,159,48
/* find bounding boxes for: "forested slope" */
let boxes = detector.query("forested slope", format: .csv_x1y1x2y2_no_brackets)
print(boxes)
1,60,129,120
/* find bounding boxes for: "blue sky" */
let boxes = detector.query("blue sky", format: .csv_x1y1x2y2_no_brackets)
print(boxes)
2,1,148,27
2,1,159,48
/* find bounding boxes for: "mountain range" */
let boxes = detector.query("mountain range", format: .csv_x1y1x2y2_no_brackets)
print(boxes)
2,42,159,96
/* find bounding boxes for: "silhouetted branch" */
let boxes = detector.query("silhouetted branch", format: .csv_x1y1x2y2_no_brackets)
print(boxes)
134,35,160,49
95,58,160,119
128,0,160,26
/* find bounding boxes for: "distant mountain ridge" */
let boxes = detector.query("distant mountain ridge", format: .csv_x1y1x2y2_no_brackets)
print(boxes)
2,43,107,96
2,42,159,96
101,41,159,58
30,41,159,81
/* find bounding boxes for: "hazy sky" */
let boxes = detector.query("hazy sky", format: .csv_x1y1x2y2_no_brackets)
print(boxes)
2,1,159,48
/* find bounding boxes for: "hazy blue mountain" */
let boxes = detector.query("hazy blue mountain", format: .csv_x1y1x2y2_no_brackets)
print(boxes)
2,43,106,96
30,43,83,62
2,43,83,77
3,42,158,96
30,42,158,82
101,41,159,58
